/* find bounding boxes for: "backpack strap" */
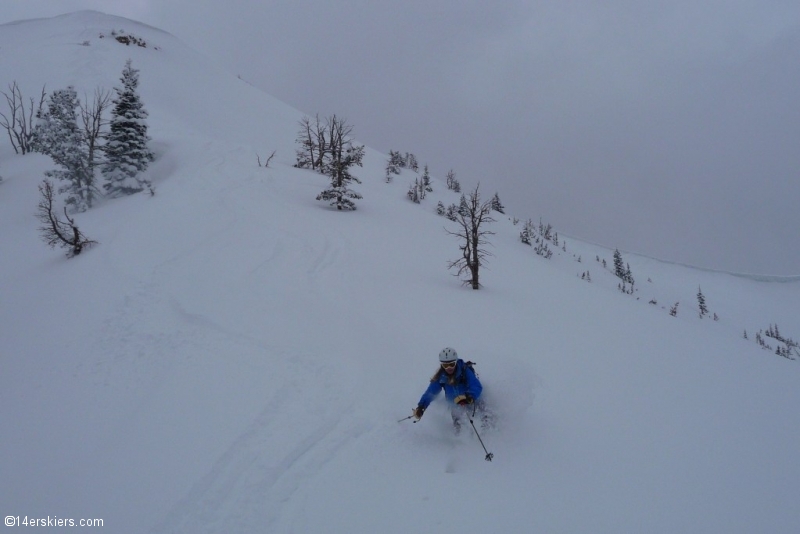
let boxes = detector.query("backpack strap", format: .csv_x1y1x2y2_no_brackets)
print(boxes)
458,361,477,385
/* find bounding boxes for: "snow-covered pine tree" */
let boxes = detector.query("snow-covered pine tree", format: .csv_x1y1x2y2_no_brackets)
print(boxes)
697,286,708,318
406,152,419,172
458,193,469,216
445,203,459,221
625,263,634,287
32,87,96,211
520,218,533,246
315,115,364,210
421,164,432,192
539,219,553,241
407,179,420,203
534,240,553,259
613,249,625,279
519,226,530,246
491,192,505,214
102,59,154,197
385,150,404,182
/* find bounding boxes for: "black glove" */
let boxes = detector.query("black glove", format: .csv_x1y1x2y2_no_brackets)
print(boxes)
414,405,425,420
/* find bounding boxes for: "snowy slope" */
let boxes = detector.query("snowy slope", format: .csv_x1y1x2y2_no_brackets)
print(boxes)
2,11,799,534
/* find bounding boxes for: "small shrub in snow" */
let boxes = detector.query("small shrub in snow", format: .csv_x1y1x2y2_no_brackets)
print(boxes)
446,169,460,192
36,179,97,257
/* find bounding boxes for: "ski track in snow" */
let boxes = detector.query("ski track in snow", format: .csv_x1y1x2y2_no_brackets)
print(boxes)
150,368,368,533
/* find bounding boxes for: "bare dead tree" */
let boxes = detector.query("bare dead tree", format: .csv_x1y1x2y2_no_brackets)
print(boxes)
295,115,316,169
258,150,276,167
0,82,46,154
295,114,329,171
446,183,495,289
79,87,111,174
36,179,97,257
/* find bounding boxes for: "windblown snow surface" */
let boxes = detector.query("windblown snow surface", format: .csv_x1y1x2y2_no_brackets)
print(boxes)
1,11,799,534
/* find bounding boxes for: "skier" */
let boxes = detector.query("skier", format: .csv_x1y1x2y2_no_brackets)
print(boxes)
413,347,489,433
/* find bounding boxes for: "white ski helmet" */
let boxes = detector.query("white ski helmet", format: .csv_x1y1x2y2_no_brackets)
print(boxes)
439,347,458,362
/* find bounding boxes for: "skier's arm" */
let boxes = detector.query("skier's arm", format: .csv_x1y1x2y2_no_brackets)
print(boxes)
418,381,443,409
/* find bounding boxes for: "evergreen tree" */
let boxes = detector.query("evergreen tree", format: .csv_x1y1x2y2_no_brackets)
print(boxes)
406,152,419,172
407,179,420,203
32,87,96,211
458,193,469,216
421,164,432,192
520,218,533,246
102,59,154,197
519,225,531,246
491,192,505,214
539,219,553,241
613,249,625,278
315,115,364,210
697,286,708,318
385,150,404,182
445,203,459,221
625,263,634,287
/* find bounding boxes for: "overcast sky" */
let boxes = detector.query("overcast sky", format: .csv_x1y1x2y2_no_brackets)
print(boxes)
3,1,799,275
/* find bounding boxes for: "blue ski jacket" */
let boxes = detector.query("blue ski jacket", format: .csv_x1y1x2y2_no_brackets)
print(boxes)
418,359,482,409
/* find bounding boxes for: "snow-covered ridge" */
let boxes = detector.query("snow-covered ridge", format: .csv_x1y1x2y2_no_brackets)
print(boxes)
1,12,799,533
1,9,171,35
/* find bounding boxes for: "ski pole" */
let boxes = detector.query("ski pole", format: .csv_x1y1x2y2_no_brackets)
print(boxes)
467,413,494,461
398,413,419,423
